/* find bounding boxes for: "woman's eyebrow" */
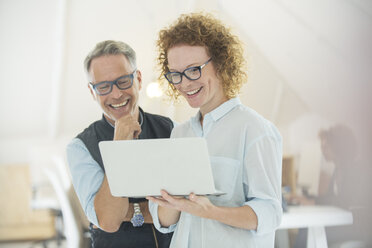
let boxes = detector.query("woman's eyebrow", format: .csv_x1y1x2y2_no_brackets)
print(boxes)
169,62,202,72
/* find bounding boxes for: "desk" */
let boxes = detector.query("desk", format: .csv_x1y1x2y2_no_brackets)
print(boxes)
277,205,353,248
0,165,56,241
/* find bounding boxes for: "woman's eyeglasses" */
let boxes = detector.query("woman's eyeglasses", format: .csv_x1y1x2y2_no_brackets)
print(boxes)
164,58,212,85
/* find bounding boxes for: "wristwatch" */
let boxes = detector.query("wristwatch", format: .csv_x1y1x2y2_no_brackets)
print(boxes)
131,203,145,227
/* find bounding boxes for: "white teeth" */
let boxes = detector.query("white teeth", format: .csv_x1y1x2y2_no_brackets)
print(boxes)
111,100,129,108
186,87,201,96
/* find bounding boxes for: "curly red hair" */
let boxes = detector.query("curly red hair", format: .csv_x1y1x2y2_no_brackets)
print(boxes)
157,13,247,100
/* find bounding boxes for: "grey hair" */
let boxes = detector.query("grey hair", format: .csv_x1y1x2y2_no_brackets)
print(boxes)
84,40,137,73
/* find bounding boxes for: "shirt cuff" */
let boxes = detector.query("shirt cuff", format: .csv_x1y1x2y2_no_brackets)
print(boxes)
244,198,282,235
148,201,177,233
86,195,100,228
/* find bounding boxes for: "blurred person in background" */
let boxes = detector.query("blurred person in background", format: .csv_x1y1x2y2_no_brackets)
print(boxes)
293,124,371,247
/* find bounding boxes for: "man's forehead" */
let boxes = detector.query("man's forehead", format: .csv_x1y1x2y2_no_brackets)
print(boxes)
90,54,131,69
89,54,133,82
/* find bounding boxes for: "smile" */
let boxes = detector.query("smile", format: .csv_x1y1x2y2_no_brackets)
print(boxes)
110,99,129,109
186,87,202,96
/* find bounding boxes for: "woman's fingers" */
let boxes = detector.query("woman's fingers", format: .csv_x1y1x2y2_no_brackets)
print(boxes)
160,190,178,203
147,191,184,210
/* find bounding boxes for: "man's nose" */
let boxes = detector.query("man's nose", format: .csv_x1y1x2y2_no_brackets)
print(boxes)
110,84,123,98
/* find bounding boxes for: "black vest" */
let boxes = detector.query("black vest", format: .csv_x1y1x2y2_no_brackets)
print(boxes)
77,108,173,170
76,108,173,248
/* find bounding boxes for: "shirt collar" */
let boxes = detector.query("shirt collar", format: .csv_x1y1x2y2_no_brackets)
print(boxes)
200,97,241,122
190,97,241,131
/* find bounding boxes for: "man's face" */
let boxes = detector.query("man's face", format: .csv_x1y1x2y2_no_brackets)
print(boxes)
88,54,142,125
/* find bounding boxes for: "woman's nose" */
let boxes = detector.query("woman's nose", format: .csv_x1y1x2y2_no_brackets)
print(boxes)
180,75,194,88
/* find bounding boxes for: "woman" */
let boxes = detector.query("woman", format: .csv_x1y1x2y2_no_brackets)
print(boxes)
148,13,282,247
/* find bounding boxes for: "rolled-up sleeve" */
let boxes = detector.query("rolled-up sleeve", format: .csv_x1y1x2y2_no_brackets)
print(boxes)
66,138,104,227
148,201,177,233
243,134,283,235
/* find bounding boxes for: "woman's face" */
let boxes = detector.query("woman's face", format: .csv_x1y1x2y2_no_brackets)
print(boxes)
167,45,227,116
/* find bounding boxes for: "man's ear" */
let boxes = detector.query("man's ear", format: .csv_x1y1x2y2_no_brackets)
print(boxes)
88,83,97,100
136,70,142,90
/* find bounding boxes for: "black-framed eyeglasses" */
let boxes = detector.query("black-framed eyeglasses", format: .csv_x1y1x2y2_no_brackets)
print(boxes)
164,58,212,85
89,69,137,96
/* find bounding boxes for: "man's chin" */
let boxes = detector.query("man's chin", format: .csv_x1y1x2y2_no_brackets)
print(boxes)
111,112,131,122
103,105,136,122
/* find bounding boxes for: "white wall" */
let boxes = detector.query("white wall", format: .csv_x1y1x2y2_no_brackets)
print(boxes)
222,0,372,127
0,0,196,163
0,0,56,138
0,0,61,163
1,0,371,165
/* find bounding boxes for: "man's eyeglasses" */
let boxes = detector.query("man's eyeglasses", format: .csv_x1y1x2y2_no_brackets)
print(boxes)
164,58,212,85
90,69,137,96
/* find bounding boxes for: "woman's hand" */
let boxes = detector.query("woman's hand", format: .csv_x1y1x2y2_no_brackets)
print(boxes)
147,190,215,219
148,190,257,230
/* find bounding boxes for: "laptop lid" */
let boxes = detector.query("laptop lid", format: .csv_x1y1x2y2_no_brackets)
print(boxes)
99,137,224,198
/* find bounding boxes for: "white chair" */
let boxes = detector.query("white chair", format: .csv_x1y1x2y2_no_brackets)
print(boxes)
44,155,90,248
44,167,81,248
51,155,90,234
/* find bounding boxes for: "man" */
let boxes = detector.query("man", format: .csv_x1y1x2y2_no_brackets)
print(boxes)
66,40,173,248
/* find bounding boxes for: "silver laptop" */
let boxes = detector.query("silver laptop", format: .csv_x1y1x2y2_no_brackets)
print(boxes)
99,137,224,198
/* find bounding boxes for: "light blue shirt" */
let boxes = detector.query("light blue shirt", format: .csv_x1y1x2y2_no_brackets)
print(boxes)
149,97,283,248
66,138,103,227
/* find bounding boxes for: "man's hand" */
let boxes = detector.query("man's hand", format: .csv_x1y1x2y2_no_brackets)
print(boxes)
114,113,141,140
